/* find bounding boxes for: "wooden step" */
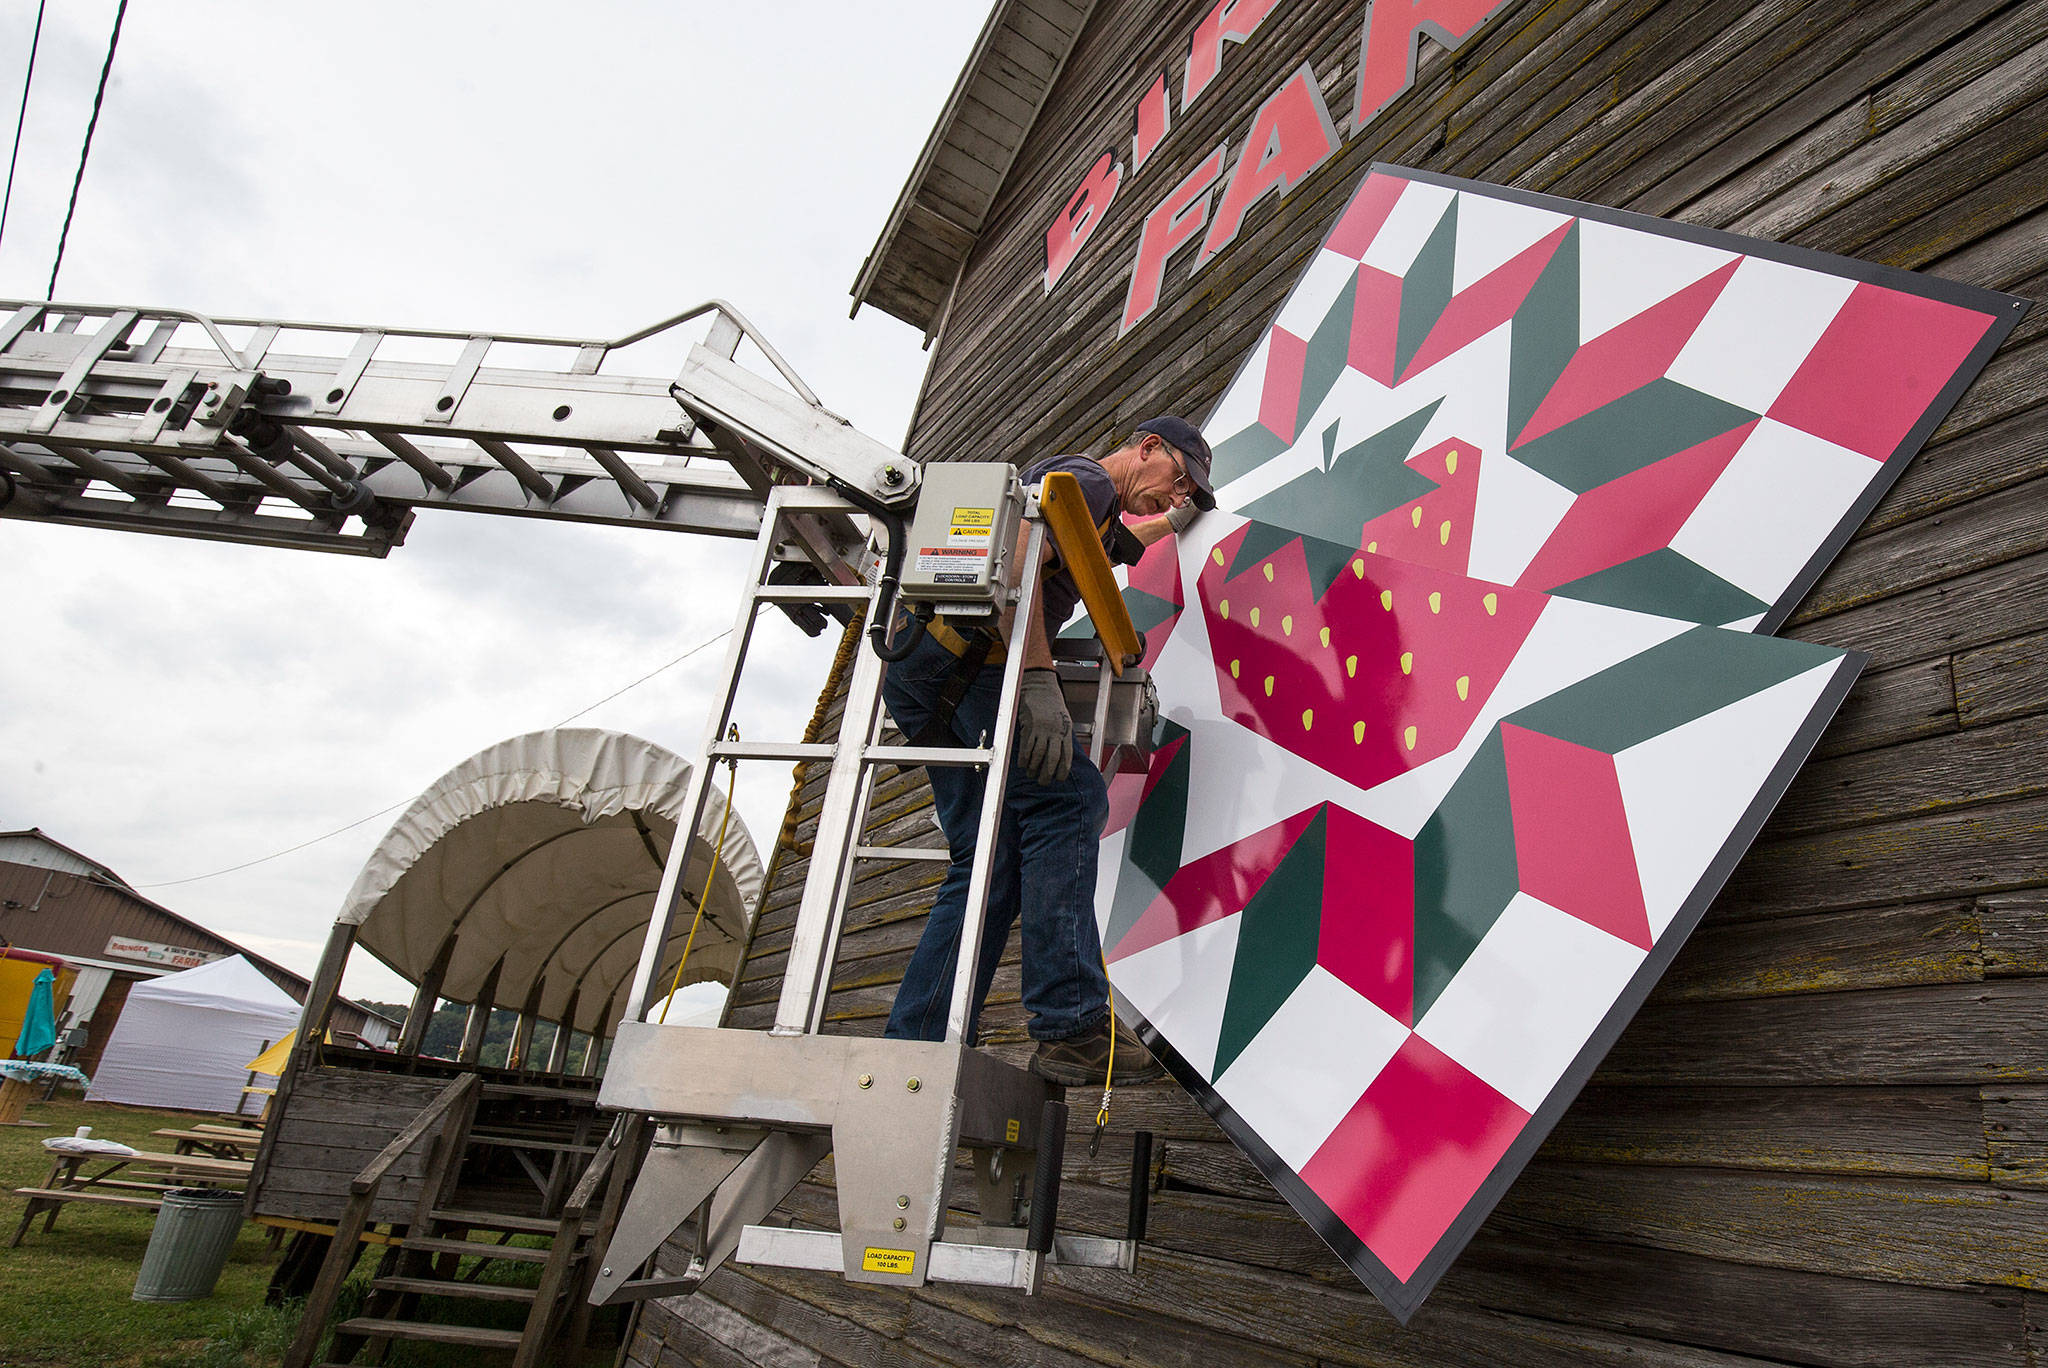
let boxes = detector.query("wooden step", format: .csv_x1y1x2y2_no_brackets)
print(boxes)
369,1274,539,1304
432,1208,573,1236
334,1317,522,1349
404,1235,551,1264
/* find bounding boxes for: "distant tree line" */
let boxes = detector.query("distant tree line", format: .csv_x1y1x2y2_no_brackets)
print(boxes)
354,999,607,1072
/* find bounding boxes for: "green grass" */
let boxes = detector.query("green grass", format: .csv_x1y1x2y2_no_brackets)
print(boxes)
0,1096,283,1367
0,1096,623,1367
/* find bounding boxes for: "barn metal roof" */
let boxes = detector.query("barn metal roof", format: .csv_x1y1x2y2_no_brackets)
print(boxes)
850,0,1095,333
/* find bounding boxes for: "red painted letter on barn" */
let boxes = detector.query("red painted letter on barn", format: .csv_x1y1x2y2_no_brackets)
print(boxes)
1133,72,1172,174
1121,145,1228,335
1184,0,1283,109
1355,0,1509,124
1197,63,1339,268
1045,150,1124,293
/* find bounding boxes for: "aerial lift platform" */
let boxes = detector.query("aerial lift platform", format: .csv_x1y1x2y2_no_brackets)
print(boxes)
0,298,1161,1305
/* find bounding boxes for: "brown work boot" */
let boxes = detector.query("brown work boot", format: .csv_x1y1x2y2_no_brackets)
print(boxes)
1029,1019,1165,1087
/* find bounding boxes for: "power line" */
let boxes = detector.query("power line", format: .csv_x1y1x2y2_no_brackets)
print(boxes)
0,0,46,254
134,627,733,889
47,0,126,299
134,798,414,891
551,628,730,726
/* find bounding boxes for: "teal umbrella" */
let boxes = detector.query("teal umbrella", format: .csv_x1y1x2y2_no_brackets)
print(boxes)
13,968,57,1060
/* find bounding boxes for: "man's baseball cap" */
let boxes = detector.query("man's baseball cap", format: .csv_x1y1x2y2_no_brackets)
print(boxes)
1135,415,1216,509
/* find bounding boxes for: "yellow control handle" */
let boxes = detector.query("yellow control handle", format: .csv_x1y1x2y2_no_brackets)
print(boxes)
1037,471,1141,676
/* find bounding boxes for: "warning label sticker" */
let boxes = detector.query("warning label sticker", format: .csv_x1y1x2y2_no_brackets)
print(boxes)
915,548,986,574
861,1246,916,1276
951,507,994,526
1005,1118,1021,1143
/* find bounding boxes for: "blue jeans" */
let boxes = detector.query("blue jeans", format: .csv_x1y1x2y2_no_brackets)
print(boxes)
880,630,1111,1043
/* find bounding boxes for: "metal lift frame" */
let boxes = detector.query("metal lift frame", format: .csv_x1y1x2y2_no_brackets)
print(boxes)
589,476,1145,1300
0,292,1152,1300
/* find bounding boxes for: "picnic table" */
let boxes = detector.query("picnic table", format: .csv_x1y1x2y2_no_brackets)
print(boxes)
9,1147,251,1246
152,1127,258,1160
0,1062,89,1124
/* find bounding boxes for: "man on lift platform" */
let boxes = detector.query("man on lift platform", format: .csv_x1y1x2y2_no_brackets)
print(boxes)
880,416,1216,1084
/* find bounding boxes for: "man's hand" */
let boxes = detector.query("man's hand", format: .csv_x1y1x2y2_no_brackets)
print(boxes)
1017,669,1073,785
1166,500,1203,534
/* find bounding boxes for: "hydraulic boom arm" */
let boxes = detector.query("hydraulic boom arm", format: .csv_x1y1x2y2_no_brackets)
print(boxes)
0,297,916,567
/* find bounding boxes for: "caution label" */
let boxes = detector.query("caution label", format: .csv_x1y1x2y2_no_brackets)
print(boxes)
862,1246,916,1276
1005,1118,1021,1143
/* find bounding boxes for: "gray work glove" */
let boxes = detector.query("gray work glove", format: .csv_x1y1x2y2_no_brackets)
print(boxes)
1167,501,1203,534
1017,668,1073,786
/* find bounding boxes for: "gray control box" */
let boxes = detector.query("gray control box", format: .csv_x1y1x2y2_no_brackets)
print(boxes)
898,462,1023,608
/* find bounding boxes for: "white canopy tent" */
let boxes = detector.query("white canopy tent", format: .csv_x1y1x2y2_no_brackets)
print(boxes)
337,728,765,1040
86,955,300,1115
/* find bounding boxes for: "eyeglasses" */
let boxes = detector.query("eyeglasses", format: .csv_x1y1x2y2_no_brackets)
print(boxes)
1158,439,1190,494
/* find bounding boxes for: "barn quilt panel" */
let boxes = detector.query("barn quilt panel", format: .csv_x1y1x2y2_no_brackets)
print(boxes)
1095,166,2020,1320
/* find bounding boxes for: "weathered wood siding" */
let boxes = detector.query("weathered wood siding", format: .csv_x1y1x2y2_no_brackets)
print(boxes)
248,1069,447,1227
644,0,2048,1363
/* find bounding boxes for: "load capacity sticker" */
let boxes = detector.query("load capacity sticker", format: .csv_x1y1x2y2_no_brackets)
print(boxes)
861,1246,916,1275
949,506,995,547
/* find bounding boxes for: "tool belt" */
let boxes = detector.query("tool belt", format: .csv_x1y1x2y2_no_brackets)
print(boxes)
909,619,1000,751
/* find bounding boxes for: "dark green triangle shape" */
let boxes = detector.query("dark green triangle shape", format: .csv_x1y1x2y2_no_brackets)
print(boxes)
1213,807,1328,1079
1412,730,1519,1023
1297,270,1358,436
1300,533,1360,604
1506,625,1842,754
1548,548,1767,626
1224,523,1379,606
1512,379,1757,494
1126,734,1191,893
1396,199,1459,378
1104,726,1192,953
1210,421,1290,488
1121,586,1179,635
1508,221,1580,442
1238,400,1440,548
1226,519,1304,580
1104,862,1165,959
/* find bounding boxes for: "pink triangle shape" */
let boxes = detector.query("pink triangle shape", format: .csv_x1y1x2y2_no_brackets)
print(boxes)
1324,171,1408,260
1260,327,1309,443
1109,806,1322,964
1515,419,1756,592
1316,805,1416,1025
1499,723,1652,950
1399,222,1573,384
1514,258,1740,448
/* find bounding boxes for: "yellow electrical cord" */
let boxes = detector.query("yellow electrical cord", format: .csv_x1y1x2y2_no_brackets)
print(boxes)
1091,952,1115,1155
657,726,740,1024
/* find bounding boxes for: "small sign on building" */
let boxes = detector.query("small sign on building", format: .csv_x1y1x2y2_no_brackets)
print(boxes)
104,936,224,971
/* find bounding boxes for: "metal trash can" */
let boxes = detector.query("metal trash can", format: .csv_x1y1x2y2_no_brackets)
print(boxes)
133,1188,246,1302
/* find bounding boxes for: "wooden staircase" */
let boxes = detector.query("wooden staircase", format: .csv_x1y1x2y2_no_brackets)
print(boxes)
284,1074,646,1368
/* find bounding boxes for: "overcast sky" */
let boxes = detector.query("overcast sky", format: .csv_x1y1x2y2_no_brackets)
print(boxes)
0,1,987,1005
